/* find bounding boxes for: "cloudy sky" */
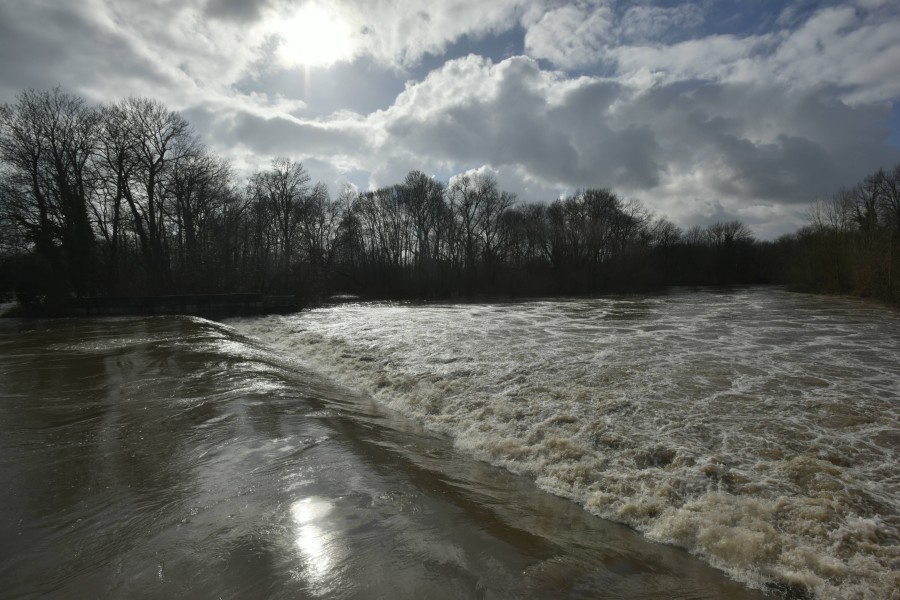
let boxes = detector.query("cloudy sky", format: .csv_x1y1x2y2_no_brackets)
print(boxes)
2,0,899,238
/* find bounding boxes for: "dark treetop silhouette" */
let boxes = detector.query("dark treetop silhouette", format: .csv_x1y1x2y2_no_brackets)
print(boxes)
2,89,899,311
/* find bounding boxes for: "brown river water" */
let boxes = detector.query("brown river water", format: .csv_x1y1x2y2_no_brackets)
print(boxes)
0,288,897,599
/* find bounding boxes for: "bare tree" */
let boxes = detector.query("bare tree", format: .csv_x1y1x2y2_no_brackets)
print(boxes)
399,170,444,270
875,164,900,232
851,173,881,242
477,177,515,274
247,158,312,291
300,181,342,271
115,97,196,289
809,187,855,234
447,173,498,281
92,103,131,290
0,88,99,295
705,220,754,247
167,149,233,290
649,217,682,248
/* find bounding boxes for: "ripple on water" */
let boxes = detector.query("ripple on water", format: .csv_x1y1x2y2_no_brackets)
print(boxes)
231,289,900,600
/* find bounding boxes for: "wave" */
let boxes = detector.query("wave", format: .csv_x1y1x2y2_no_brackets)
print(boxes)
230,289,900,599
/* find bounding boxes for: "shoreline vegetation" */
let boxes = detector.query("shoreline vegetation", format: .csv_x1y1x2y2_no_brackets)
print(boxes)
2,89,900,315
3,293,301,318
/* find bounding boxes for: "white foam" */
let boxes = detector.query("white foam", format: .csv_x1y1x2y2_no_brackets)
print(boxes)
230,289,900,599
0,301,18,316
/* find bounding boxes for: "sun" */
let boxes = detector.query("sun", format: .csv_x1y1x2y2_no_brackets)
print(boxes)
276,3,355,68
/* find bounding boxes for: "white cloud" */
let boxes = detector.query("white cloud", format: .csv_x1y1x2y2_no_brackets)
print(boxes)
262,0,526,69
230,52,893,237
767,6,900,104
523,2,900,107
1,0,899,240
523,1,615,69
612,33,775,87
618,3,704,43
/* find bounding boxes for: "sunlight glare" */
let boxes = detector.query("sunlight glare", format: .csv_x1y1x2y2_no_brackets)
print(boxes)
276,4,355,68
290,497,338,593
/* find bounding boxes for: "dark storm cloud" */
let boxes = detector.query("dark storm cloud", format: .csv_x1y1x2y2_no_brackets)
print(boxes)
707,134,836,201
546,79,661,189
623,80,899,203
381,56,661,193
338,47,899,232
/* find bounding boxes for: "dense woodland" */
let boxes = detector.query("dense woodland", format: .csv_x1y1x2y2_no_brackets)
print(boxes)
1,89,899,309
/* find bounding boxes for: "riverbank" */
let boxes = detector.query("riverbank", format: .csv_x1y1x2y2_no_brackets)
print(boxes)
0,293,302,318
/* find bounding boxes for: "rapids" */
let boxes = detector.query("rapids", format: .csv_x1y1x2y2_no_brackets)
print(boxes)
231,287,900,599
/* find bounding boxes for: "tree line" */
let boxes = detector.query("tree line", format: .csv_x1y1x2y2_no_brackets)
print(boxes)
0,89,897,307
772,163,900,302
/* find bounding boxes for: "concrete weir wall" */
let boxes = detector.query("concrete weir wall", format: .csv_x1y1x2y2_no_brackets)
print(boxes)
66,293,300,317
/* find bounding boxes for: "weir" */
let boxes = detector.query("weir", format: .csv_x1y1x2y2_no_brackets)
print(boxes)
14,293,302,317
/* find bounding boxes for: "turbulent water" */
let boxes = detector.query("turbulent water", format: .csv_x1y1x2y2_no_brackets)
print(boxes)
0,310,769,599
1,288,896,599
231,287,900,600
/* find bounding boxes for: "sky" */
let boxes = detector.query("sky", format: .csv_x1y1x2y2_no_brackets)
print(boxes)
2,0,900,238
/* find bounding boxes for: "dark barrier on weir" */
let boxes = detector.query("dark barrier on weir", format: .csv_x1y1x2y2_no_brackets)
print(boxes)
61,293,301,317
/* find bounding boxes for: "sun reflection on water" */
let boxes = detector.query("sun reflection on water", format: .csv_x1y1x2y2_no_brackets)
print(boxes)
290,497,337,594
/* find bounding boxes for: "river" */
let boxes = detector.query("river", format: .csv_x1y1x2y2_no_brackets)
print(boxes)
0,287,897,599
